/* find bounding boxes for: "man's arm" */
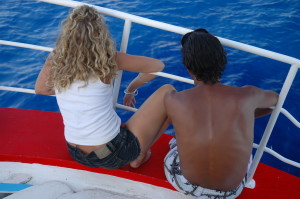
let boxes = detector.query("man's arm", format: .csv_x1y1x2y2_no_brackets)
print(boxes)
255,108,274,118
249,86,279,118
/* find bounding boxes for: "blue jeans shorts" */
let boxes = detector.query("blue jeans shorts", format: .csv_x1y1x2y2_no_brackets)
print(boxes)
67,126,141,169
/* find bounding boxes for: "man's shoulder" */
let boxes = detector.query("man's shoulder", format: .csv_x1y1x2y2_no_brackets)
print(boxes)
165,88,195,101
164,89,177,98
224,84,255,91
224,85,258,94
240,85,262,95
164,89,191,110
218,85,262,101
231,85,271,105
164,89,182,106
240,85,257,90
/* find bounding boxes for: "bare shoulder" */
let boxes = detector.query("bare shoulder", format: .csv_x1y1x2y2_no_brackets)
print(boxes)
164,89,178,106
241,85,276,96
241,85,279,108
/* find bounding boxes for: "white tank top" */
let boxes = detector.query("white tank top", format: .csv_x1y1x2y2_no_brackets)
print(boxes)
55,78,121,145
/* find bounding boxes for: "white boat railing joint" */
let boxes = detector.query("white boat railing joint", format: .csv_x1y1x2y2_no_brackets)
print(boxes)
0,0,299,187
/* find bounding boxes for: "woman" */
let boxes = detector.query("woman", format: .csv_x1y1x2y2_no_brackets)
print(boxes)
35,5,174,169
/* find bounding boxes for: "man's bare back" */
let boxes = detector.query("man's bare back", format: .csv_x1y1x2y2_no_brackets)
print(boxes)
165,83,278,190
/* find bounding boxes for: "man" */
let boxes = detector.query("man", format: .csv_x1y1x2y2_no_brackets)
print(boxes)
164,29,278,198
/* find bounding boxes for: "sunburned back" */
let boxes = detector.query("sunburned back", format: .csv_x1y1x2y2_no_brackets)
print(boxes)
167,84,255,190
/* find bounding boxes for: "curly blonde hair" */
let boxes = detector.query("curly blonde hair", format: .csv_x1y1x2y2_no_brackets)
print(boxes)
49,5,118,92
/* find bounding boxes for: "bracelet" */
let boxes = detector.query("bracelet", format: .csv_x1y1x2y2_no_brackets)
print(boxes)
124,88,138,96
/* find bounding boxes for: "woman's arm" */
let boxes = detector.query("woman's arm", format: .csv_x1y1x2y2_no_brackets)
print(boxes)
116,52,165,107
116,52,164,73
35,53,55,95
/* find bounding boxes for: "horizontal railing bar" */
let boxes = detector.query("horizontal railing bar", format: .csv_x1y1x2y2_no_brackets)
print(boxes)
253,143,300,168
0,41,194,84
0,86,136,112
115,104,137,112
280,108,300,128
0,87,136,113
37,0,190,34
218,39,300,67
270,106,300,128
0,40,53,52
2,86,299,128
0,86,56,97
36,0,300,66
152,72,193,84
0,86,36,95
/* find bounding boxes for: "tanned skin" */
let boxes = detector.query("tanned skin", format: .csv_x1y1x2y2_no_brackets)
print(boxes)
164,76,278,191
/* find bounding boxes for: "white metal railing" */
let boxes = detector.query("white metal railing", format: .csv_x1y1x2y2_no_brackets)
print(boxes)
0,0,299,188
247,64,299,182
36,0,300,66
253,144,300,168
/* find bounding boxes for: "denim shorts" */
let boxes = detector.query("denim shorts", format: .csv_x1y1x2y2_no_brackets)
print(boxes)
67,126,141,169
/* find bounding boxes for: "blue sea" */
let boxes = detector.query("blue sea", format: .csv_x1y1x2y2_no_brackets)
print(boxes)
0,0,299,177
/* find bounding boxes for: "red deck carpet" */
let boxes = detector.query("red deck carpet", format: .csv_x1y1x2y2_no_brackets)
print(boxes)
1,107,299,198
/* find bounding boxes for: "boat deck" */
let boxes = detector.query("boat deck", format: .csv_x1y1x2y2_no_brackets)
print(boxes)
0,107,299,198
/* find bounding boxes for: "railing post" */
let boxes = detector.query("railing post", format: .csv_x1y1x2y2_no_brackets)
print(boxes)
247,64,299,183
112,19,132,108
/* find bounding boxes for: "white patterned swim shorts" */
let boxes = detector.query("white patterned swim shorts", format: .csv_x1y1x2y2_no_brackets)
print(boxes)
164,138,251,199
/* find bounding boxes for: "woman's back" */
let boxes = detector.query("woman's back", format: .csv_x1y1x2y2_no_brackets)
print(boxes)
56,78,121,146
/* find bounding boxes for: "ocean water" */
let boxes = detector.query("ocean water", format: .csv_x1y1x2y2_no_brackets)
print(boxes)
0,0,299,177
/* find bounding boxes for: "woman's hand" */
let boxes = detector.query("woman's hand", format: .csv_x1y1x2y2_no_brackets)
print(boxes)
123,93,137,108
116,52,165,109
